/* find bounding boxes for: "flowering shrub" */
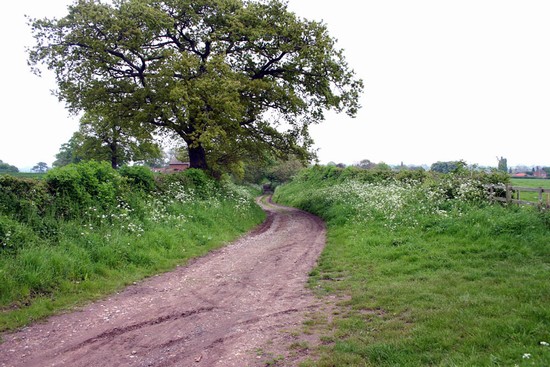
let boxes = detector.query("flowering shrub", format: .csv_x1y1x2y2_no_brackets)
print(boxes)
276,166,505,230
274,166,550,367
1,164,259,250
0,164,264,320
141,177,256,229
315,180,438,229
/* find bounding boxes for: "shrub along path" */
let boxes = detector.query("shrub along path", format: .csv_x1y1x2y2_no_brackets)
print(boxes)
0,196,326,367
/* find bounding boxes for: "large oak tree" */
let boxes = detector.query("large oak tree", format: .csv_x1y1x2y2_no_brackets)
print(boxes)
28,0,363,171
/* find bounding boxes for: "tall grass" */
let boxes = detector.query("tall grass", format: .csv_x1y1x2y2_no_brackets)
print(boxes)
274,166,550,367
0,162,265,331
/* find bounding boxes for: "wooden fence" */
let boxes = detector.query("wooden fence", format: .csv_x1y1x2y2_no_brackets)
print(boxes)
487,184,550,209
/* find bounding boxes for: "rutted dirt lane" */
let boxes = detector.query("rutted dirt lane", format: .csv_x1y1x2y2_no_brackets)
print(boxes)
0,197,327,367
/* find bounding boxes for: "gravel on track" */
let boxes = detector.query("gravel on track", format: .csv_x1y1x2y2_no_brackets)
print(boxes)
0,197,327,367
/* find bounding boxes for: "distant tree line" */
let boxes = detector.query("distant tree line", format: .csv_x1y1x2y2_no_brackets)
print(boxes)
0,160,19,173
331,158,549,177
430,160,468,174
327,159,426,172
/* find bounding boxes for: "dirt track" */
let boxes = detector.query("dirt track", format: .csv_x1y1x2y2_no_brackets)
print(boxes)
0,197,327,367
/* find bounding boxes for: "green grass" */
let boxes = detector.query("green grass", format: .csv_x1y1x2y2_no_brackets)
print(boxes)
0,172,45,179
0,167,266,332
275,167,550,367
0,199,265,332
510,178,550,204
511,178,550,187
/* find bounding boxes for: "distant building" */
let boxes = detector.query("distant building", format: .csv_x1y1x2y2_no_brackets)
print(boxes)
533,169,548,178
511,172,529,178
510,169,548,179
152,158,190,173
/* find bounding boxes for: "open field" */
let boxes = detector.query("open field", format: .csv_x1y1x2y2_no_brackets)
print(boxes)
511,178,550,187
274,166,550,366
510,178,550,204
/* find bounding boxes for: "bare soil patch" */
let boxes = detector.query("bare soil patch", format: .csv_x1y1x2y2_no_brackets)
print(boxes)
0,197,327,367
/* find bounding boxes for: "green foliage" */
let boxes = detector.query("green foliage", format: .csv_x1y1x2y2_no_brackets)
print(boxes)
511,178,550,188
275,166,549,366
1,172,45,179
0,160,19,173
45,161,123,217
28,0,363,171
0,215,40,252
119,165,155,192
374,162,391,171
54,110,163,169
53,132,85,167
353,159,376,170
293,165,428,186
0,175,50,220
177,168,212,188
79,110,163,169
31,162,49,173
0,164,264,331
156,169,216,200
266,158,306,185
243,155,306,187
430,160,467,174
394,168,429,183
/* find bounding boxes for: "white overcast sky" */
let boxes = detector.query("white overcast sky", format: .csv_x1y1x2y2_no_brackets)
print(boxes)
1,0,549,171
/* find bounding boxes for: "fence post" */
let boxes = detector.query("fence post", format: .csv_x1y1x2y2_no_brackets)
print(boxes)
506,184,512,204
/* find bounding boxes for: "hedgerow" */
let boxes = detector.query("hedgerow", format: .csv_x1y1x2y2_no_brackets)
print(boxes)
0,162,264,330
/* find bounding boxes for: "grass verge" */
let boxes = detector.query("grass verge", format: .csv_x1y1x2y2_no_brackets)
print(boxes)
0,164,265,332
274,166,550,366
0,200,265,332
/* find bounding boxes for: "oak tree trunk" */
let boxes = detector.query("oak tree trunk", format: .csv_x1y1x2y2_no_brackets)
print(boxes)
110,141,119,169
188,144,208,170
